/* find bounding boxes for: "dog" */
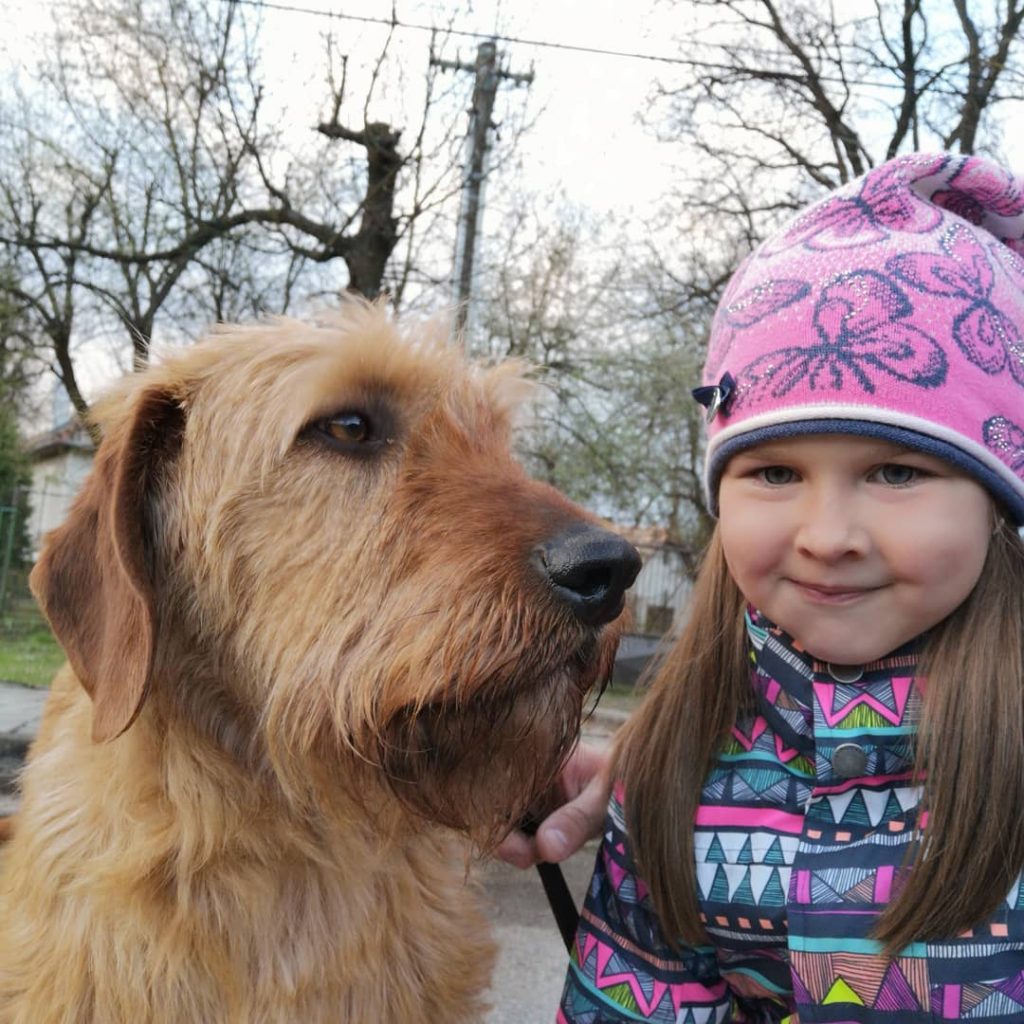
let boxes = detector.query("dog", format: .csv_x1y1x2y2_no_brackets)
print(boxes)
0,303,639,1023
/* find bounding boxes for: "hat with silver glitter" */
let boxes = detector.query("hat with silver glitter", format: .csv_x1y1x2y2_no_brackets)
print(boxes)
696,152,1024,523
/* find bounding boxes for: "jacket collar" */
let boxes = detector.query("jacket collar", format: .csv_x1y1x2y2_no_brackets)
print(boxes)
745,607,923,767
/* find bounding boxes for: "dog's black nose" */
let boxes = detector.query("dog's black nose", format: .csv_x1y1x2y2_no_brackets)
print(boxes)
533,524,642,626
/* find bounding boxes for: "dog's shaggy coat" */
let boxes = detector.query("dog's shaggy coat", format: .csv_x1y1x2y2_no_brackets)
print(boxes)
0,305,629,1023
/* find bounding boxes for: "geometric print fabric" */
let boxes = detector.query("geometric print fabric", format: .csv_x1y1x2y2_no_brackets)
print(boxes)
559,610,1024,1022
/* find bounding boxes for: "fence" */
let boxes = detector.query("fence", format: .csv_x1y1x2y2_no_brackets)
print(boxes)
0,488,78,639
0,505,22,626
626,542,694,638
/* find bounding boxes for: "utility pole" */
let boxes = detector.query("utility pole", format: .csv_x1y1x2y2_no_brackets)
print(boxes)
432,40,533,346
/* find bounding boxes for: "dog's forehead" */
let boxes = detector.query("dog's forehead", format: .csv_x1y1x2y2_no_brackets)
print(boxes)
177,309,530,457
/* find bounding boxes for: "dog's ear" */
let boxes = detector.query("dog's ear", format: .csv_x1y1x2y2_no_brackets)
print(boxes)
30,385,183,743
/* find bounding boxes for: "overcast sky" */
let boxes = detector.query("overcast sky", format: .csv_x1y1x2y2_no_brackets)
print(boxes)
7,1,1024,222
9,1,1024,242
2,0,695,407
5,0,686,221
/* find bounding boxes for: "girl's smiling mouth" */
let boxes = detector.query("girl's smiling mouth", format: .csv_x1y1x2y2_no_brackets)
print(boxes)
788,580,884,603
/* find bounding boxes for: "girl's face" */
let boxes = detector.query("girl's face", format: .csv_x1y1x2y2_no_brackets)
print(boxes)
718,434,993,666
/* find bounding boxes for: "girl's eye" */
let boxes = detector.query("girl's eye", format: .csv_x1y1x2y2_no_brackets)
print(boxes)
759,466,796,485
876,463,918,486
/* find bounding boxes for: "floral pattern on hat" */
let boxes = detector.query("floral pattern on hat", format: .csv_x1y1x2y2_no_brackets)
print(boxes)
943,158,1024,219
761,154,948,255
706,277,811,377
734,270,947,404
889,222,1024,385
984,416,1024,475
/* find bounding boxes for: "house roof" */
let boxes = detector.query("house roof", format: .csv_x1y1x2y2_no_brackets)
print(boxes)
614,523,679,549
23,419,95,461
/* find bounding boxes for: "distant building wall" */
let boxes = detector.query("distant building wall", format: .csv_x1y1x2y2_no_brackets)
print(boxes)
626,542,693,637
24,422,95,558
27,453,93,555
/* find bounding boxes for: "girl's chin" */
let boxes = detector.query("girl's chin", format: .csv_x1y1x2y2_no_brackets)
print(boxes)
774,616,904,667
791,635,903,666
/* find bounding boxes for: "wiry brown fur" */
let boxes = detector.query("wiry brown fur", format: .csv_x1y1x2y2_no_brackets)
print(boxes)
0,303,623,1023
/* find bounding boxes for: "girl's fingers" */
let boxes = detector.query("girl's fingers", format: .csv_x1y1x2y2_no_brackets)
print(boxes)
494,742,614,868
495,828,540,869
535,767,612,863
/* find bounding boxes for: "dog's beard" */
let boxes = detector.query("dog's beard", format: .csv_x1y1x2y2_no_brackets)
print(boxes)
375,633,615,848
261,619,620,841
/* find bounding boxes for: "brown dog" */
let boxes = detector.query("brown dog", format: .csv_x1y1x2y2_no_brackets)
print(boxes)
0,304,638,1023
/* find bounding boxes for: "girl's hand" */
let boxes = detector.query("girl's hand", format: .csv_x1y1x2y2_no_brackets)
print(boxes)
496,742,612,868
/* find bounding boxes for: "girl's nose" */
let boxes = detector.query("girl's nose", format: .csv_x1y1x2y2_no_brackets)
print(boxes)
794,488,870,561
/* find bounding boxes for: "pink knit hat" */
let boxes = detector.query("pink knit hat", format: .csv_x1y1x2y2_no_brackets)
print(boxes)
696,152,1024,524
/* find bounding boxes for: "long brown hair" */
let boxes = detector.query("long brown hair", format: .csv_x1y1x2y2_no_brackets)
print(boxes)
616,518,1024,955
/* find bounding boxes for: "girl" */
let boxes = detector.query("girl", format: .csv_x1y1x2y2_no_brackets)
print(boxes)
531,153,1024,1022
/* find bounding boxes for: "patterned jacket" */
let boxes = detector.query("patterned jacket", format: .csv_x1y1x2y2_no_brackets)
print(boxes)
559,611,1024,1023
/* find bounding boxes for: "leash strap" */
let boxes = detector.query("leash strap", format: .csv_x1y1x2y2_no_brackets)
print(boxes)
535,861,579,952
520,816,580,953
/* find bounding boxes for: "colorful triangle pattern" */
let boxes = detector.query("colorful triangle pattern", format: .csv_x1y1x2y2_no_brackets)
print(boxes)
566,609,1024,1024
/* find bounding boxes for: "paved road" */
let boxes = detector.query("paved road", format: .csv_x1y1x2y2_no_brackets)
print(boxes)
480,711,619,1022
0,680,621,1020
0,680,46,815
479,844,599,1023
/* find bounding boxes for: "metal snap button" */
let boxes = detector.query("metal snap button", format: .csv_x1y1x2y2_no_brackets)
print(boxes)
832,742,868,779
828,663,864,683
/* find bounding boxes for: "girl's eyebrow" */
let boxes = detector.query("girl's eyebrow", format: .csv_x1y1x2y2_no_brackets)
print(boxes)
731,446,790,461
736,441,921,462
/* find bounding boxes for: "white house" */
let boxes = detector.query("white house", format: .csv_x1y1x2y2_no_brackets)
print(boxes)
617,524,694,638
24,420,95,558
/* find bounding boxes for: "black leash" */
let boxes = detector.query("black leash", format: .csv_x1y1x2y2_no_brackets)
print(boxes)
520,815,580,952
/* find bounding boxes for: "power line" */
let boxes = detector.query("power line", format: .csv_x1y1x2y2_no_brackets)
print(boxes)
228,0,703,66
226,0,926,92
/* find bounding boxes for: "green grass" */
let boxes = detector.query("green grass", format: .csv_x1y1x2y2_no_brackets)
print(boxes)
0,625,63,687
591,681,645,714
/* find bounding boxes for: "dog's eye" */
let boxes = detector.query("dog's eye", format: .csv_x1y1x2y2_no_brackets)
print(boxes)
324,412,372,444
308,410,384,454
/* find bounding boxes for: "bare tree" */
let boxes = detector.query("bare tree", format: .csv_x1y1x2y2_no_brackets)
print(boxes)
478,198,713,550
652,0,1024,287
0,0,491,425
0,265,46,420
